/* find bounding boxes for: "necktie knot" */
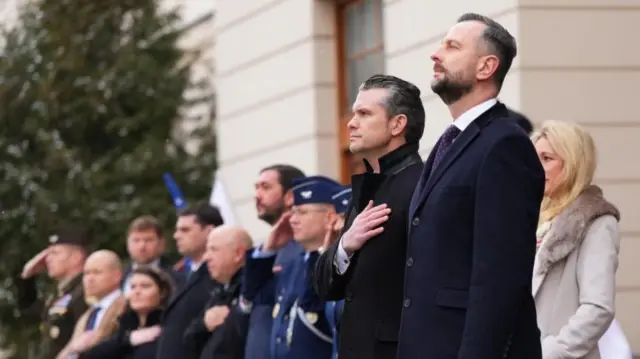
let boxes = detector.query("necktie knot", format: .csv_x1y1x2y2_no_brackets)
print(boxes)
441,125,461,145
430,125,462,175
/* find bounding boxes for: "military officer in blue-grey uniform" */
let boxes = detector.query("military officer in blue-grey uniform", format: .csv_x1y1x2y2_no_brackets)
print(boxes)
325,185,351,359
244,175,339,359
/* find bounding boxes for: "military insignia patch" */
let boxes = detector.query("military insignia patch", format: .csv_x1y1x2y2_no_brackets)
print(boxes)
305,312,318,324
50,326,59,339
272,303,280,319
54,294,72,308
48,294,71,316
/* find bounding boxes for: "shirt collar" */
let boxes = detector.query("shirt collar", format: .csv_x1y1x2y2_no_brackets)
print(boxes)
190,261,203,272
57,272,82,296
453,98,497,131
94,289,122,309
363,142,420,174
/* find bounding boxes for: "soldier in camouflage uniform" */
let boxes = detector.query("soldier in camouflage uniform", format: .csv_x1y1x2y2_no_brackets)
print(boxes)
16,224,90,359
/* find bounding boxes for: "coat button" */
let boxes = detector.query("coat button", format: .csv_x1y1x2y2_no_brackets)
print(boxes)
411,217,420,226
406,257,414,267
403,298,411,307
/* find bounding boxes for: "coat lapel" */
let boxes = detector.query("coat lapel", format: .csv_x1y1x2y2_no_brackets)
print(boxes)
410,123,480,220
94,295,126,340
166,264,207,311
409,140,439,221
424,122,479,196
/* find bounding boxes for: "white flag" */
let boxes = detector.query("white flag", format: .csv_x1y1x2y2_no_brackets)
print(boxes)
598,319,632,359
209,170,237,225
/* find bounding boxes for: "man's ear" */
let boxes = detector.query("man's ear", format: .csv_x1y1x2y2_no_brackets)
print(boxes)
390,114,408,137
284,191,294,208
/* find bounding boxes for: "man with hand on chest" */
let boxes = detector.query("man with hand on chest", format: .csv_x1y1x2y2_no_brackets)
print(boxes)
313,74,425,359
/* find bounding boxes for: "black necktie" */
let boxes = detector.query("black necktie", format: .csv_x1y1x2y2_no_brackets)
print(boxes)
85,306,101,331
431,125,461,173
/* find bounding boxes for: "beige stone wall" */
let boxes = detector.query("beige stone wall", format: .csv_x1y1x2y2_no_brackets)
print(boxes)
215,0,341,241
215,0,640,350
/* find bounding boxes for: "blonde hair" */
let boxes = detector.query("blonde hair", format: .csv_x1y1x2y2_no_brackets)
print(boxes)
531,121,597,223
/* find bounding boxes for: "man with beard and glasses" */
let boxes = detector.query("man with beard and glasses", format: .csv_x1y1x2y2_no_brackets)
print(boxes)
241,164,305,359
399,13,545,359
313,74,424,359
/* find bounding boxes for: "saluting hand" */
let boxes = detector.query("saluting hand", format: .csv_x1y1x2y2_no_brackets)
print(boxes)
21,249,49,279
341,201,390,255
263,212,293,252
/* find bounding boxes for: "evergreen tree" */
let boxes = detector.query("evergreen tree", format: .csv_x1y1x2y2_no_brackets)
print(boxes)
0,0,215,356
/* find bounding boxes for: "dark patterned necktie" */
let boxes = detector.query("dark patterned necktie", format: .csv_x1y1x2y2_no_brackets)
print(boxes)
85,306,101,331
431,125,462,173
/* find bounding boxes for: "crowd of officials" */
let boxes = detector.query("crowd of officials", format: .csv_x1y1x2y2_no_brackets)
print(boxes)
12,12,625,359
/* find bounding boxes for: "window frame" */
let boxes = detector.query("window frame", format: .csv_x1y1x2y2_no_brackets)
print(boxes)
335,0,384,183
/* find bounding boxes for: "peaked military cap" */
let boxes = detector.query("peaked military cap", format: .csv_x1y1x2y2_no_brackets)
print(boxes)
291,176,341,206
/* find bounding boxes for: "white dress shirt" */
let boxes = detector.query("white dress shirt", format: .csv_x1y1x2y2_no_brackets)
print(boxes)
333,98,498,274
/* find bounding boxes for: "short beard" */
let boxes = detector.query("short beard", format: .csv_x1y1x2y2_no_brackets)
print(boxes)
431,76,473,105
258,204,285,226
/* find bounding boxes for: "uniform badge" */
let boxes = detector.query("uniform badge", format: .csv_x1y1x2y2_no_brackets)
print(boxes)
272,303,280,318
50,326,59,339
305,312,318,325
54,294,72,308
48,294,71,316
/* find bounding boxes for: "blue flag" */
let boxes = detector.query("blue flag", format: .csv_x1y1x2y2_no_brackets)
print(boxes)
163,173,186,210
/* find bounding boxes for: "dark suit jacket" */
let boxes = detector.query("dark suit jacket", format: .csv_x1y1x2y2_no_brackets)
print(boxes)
156,264,220,359
399,102,545,359
184,272,249,359
313,143,423,359
78,309,163,359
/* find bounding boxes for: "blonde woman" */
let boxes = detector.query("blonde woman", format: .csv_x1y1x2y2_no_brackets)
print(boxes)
531,120,620,359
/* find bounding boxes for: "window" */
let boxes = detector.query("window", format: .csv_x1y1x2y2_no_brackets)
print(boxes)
336,0,384,184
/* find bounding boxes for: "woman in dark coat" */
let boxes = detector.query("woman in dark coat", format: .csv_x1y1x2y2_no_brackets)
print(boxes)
79,266,174,359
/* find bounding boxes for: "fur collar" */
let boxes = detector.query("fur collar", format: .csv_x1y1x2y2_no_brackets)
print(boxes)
535,185,619,276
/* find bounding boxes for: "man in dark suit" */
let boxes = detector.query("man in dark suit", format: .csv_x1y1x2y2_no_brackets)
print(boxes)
184,225,253,359
398,13,545,359
121,215,184,294
313,74,425,359
156,202,223,359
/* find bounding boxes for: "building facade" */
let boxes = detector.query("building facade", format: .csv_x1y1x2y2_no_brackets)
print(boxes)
215,0,640,351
